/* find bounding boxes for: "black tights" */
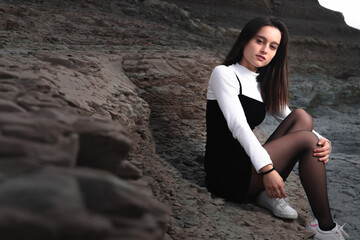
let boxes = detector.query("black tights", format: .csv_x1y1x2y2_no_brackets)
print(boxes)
245,109,335,231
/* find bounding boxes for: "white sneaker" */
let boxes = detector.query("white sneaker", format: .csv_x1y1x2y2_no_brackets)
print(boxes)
256,191,298,219
306,219,349,240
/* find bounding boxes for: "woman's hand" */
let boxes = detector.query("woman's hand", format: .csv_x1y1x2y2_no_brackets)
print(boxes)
313,138,331,163
262,168,286,199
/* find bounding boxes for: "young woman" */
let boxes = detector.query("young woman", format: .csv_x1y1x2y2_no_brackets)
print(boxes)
204,17,348,239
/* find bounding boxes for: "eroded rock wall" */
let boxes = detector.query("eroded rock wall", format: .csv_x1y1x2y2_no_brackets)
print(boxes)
1,1,171,239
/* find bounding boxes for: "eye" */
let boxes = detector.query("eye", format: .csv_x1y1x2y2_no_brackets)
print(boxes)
270,45,278,50
256,39,263,44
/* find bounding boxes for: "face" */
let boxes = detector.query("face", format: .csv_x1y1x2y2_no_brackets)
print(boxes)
240,26,281,72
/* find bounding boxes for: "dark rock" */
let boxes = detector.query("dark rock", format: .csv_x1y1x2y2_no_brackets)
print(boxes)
74,118,132,173
0,99,26,112
0,70,18,79
67,167,169,238
0,168,112,240
117,160,143,180
0,112,78,166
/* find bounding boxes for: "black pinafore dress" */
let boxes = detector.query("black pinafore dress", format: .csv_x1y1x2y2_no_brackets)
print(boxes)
204,73,266,202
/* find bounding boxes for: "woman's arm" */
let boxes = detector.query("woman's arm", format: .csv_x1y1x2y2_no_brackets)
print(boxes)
209,66,272,172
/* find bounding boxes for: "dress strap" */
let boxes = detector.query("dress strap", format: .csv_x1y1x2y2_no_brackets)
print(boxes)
233,72,242,95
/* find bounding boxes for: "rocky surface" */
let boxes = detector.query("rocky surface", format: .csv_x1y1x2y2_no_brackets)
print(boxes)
0,0,359,239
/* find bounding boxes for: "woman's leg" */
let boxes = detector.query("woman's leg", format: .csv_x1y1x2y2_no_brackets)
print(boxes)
245,109,335,231
266,108,314,143
264,108,315,181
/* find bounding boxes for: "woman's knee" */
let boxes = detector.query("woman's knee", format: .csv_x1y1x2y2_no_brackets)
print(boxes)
301,131,319,150
292,108,313,130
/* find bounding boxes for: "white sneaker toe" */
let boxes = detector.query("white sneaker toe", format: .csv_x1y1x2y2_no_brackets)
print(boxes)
256,191,298,220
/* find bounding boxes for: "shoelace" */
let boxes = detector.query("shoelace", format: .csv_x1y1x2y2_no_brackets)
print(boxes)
337,223,349,239
276,198,289,209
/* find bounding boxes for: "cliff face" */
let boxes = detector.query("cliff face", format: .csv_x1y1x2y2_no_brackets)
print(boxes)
168,0,358,37
0,0,358,239
165,0,360,74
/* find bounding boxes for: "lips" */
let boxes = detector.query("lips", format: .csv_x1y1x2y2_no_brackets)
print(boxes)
256,55,266,61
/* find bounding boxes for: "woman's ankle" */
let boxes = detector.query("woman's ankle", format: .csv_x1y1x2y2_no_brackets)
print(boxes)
319,221,336,231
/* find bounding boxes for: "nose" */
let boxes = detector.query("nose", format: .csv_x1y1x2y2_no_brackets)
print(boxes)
261,45,268,54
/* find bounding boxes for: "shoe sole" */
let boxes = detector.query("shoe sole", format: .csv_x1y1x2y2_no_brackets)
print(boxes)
273,211,298,220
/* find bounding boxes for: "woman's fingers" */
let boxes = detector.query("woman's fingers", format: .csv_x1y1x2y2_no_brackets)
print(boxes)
263,171,287,198
318,154,329,161
267,187,286,198
279,185,287,198
314,146,330,155
314,139,330,151
314,147,330,155
313,139,331,163
314,151,329,159
314,148,330,162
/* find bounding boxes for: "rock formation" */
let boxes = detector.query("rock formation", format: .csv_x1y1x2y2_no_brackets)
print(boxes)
0,0,359,239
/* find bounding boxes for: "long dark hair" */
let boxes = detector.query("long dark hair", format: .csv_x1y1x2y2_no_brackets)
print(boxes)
223,17,289,113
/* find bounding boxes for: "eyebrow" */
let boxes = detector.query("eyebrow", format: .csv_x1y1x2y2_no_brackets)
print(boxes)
256,35,280,46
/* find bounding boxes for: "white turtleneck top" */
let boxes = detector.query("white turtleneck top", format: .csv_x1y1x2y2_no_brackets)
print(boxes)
207,63,327,172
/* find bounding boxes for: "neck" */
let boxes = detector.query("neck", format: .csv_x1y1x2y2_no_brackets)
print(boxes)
238,62,258,73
